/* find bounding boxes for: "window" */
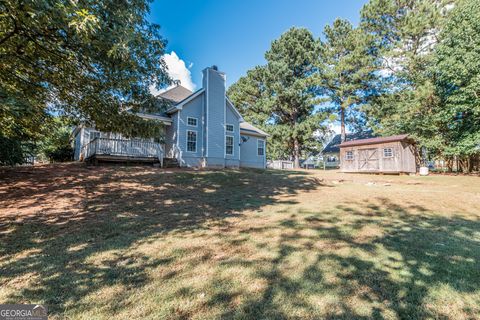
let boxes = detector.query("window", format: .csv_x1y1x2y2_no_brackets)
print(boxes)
225,135,234,155
327,156,337,163
226,124,234,132
187,117,197,127
345,151,354,160
257,140,265,156
383,148,393,158
187,130,197,152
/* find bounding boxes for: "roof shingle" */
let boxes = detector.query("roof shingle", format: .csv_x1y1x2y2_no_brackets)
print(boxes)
339,134,411,148
158,85,193,103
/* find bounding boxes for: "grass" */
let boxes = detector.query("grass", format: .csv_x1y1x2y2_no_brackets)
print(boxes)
0,163,479,319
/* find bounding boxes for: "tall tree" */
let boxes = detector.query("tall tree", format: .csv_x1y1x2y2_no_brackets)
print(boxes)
318,19,379,142
360,0,456,160
228,28,327,167
432,0,480,171
1,0,170,146
361,0,453,136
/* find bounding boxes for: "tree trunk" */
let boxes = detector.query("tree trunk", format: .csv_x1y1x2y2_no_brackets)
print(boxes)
293,138,300,168
340,107,346,143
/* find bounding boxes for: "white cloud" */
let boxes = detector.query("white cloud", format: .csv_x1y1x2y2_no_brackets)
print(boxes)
150,51,196,95
328,122,350,135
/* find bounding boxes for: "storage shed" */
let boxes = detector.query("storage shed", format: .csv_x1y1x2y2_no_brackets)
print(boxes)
339,134,417,174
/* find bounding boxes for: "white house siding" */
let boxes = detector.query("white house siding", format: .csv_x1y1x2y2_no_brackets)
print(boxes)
176,93,204,167
240,134,266,169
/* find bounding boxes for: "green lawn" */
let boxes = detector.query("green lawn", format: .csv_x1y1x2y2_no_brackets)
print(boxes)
1,164,479,319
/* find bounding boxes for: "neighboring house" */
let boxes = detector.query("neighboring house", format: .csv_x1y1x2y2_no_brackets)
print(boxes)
73,66,268,168
321,132,375,168
301,154,320,169
339,134,417,174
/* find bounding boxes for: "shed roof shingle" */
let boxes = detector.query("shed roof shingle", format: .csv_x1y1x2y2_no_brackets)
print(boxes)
339,134,411,148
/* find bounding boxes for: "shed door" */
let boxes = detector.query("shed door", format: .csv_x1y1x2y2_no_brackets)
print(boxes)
358,148,379,171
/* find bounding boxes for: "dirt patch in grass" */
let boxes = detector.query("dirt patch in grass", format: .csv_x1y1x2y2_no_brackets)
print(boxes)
1,164,479,319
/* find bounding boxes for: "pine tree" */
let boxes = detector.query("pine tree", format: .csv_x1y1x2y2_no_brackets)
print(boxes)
228,28,327,167
318,19,379,142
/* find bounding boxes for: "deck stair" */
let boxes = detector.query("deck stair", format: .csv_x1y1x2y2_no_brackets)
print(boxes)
163,157,180,168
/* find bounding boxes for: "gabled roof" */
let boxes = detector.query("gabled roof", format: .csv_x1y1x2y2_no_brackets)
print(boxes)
157,85,193,103
339,134,411,148
226,98,243,121
240,122,269,137
165,89,205,114
322,131,375,154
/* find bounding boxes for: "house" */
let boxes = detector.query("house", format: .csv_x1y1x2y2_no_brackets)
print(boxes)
321,132,374,168
339,134,417,174
73,66,268,168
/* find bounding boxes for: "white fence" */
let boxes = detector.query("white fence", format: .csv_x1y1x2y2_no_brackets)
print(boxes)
267,160,294,170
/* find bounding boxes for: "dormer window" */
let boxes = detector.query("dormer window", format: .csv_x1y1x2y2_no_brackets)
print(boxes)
187,117,197,127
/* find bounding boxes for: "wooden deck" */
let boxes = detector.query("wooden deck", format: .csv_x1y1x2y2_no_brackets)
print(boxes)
82,138,164,166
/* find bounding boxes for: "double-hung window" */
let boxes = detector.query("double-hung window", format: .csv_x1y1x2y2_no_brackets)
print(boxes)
225,136,234,155
187,117,197,127
257,140,265,156
187,130,197,152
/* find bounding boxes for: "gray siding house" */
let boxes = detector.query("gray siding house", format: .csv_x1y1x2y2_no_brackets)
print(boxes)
73,66,268,169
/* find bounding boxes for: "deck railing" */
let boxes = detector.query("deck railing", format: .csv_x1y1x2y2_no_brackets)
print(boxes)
82,138,164,164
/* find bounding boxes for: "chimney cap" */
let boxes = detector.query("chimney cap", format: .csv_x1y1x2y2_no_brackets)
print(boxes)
212,65,218,71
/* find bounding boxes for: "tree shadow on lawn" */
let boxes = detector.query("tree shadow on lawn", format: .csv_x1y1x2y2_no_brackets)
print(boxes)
0,165,322,315
214,198,480,320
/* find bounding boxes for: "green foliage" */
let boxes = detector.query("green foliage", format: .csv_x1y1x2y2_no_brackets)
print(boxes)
318,19,379,142
361,0,479,172
39,118,74,162
361,0,454,83
0,134,25,165
432,0,480,165
0,0,171,142
228,28,328,166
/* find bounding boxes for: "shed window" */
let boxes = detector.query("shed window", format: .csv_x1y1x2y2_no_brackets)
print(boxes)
257,140,265,156
187,130,197,152
225,135,234,155
383,148,393,158
187,117,197,127
226,124,234,132
345,151,354,160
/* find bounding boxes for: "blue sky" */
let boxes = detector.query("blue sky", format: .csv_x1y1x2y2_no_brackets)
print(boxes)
149,0,369,91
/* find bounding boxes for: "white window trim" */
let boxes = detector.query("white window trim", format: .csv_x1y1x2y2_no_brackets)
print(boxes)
257,139,265,156
225,135,234,156
225,123,234,132
383,147,394,158
187,117,198,127
186,129,197,153
345,151,354,160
